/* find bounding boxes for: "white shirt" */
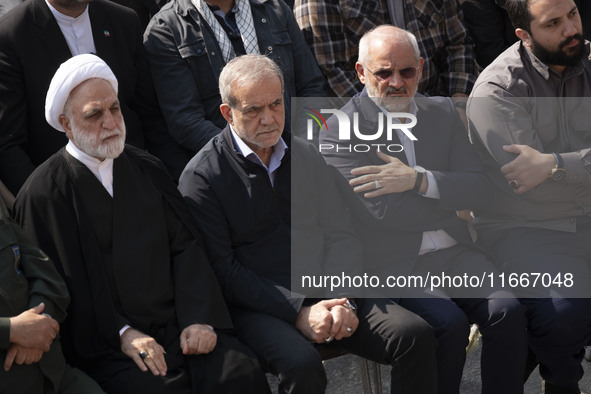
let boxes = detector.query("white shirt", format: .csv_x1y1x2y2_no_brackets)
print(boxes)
66,141,114,197
378,101,457,255
230,126,288,186
46,0,96,56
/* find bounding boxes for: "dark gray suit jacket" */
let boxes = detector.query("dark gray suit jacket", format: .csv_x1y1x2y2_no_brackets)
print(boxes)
320,90,493,280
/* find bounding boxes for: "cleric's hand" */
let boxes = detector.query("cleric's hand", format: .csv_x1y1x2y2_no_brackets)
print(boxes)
180,324,217,355
120,328,167,376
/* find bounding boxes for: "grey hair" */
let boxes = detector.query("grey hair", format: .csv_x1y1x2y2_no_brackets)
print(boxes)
63,95,74,120
358,25,421,65
219,54,284,108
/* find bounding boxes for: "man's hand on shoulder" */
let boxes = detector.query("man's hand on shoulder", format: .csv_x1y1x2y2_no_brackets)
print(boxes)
180,324,217,355
350,151,418,198
4,344,43,371
9,303,58,351
120,328,167,376
501,145,555,194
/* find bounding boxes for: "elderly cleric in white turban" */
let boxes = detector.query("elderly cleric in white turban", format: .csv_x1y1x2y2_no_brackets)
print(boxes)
45,54,118,132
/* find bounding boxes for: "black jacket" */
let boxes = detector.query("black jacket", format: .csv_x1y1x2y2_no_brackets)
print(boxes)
179,126,298,324
179,126,367,322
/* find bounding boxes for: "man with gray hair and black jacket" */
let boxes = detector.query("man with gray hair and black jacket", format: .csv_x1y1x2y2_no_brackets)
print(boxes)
179,53,439,394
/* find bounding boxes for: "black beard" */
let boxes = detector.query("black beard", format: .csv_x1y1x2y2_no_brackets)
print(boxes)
531,33,586,67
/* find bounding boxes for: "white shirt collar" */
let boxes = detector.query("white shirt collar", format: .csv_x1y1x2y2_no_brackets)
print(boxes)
45,0,88,22
229,126,288,185
66,140,115,197
45,0,95,56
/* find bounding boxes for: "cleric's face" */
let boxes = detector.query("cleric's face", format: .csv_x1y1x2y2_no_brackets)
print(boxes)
60,78,126,160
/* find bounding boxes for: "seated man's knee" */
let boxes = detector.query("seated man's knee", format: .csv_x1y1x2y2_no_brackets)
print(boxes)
530,298,591,334
279,344,325,383
554,298,591,324
393,313,438,357
486,297,527,331
433,306,471,348
196,332,269,393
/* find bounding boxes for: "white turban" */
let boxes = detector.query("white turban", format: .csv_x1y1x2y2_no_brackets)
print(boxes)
45,54,118,132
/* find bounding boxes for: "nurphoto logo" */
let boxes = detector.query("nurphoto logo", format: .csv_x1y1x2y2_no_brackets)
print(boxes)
305,108,418,153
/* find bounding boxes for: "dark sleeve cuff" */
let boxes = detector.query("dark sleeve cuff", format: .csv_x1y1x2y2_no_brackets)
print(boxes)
0,318,11,349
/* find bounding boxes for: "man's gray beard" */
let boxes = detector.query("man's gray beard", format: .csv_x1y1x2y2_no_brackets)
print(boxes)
366,82,414,112
71,121,126,159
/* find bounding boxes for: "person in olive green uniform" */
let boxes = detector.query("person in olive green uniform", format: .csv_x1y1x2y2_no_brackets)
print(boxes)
0,197,104,394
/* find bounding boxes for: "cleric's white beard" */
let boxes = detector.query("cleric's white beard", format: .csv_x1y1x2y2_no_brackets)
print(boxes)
71,121,126,160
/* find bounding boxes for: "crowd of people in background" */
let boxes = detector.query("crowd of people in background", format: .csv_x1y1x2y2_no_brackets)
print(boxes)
0,0,590,393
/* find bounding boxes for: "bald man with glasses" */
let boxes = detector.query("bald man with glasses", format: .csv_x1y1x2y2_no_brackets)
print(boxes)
319,25,528,394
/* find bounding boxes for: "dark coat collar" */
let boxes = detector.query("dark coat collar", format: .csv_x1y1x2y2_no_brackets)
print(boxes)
31,0,71,67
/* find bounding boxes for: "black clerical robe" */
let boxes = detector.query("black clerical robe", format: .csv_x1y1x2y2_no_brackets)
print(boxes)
13,146,232,370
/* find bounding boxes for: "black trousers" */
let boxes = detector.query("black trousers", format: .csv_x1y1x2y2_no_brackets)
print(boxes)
231,298,438,394
83,332,269,394
399,244,528,394
480,218,591,389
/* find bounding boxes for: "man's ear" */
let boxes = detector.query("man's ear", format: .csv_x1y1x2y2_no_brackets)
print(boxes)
418,57,425,81
220,104,234,126
515,28,532,48
59,114,74,140
355,62,367,84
